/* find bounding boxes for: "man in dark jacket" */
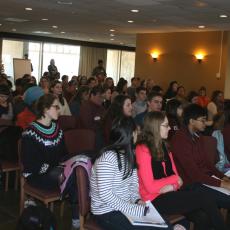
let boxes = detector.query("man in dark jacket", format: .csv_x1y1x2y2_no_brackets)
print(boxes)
171,104,230,209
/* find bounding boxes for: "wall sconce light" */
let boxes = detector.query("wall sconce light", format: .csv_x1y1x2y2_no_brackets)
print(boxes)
195,53,204,63
150,52,159,62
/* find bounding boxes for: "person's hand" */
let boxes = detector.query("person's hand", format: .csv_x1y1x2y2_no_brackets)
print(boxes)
222,176,230,182
178,176,183,187
137,200,146,205
221,180,230,191
160,185,174,194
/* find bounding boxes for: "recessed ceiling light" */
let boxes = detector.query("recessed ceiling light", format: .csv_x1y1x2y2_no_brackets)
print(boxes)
110,38,114,41
61,31,65,34
131,9,139,13
12,28,16,32
120,42,124,45
128,20,134,23
41,18,48,21
198,25,205,29
52,25,58,28
110,34,115,37
57,1,72,5
89,38,94,41
33,31,52,34
110,29,115,32
219,14,228,18
0,24,2,26
25,7,32,11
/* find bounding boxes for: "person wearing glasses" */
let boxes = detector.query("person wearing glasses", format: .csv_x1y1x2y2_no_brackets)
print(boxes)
136,111,227,230
171,104,230,212
21,94,80,229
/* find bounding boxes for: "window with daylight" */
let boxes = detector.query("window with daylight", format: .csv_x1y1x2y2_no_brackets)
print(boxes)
42,43,80,78
106,49,135,85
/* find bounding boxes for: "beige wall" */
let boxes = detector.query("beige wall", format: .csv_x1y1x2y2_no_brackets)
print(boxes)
135,31,228,97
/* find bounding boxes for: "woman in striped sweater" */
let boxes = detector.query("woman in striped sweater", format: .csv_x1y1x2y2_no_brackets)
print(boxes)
90,117,172,230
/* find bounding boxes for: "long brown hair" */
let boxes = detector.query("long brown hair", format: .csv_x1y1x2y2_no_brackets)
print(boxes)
138,111,166,160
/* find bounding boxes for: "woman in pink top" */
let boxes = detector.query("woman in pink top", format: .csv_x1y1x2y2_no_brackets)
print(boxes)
136,111,227,230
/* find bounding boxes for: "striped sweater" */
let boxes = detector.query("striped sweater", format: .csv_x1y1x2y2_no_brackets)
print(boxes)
90,150,145,217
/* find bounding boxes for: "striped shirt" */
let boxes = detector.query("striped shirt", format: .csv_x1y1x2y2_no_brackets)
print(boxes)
90,150,145,217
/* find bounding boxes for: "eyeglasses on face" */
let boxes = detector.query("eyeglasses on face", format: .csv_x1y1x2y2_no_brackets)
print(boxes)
51,105,60,110
161,124,170,128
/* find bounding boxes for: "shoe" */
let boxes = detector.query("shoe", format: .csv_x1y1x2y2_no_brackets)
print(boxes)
24,199,37,208
173,224,187,230
72,219,80,229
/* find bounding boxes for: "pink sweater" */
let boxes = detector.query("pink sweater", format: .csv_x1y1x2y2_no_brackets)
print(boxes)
136,144,180,201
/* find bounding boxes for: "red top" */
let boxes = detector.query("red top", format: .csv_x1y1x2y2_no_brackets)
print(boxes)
16,107,36,130
197,96,210,108
136,144,180,201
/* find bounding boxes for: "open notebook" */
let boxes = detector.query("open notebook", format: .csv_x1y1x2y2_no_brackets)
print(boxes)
123,201,168,228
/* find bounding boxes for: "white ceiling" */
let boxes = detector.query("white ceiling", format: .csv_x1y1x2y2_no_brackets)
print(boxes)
1,0,230,47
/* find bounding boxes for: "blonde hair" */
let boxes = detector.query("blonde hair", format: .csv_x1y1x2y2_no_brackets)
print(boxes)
140,111,166,160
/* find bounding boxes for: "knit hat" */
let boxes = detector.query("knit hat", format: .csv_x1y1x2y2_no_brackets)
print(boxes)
24,86,44,106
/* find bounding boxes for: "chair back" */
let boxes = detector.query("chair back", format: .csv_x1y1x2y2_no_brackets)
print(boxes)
76,165,91,216
58,115,78,131
64,129,95,154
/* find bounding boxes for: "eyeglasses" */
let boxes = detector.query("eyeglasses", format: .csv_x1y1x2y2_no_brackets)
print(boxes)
195,119,206,123
51,105,60,110
161,124,170,128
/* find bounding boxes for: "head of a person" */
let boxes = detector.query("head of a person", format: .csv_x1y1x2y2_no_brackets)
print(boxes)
73,85,90,104
152,85,163,95
98,59,103,67
147,91,163,112
166,81,178,93
36,93,60,120
166,99,183,119
105,77,114,88
146,79,155,90
187,91,199,104
177,86,186,97
0,84,10,105
79,75,87,86
183,104,207,132
24,86,44,107
105,117,137,179
39,77,49,88
135,86,146,102
61,75,69,83
116,78,128,94
199,86,206,97
15,78,23,94
90,86,104,106
96,73,105,84
87,77,97,88
50,80,62,96
67,80,77,93
16,206,57,230
102,86,112,101
211,90,224,104
50,59,55,65
141,111,170,159
131,77,138,87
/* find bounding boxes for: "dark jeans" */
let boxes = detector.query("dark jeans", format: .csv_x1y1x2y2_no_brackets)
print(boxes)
27,167,78,219
95,211,173,230
152,188,227,230
189,183,230,209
